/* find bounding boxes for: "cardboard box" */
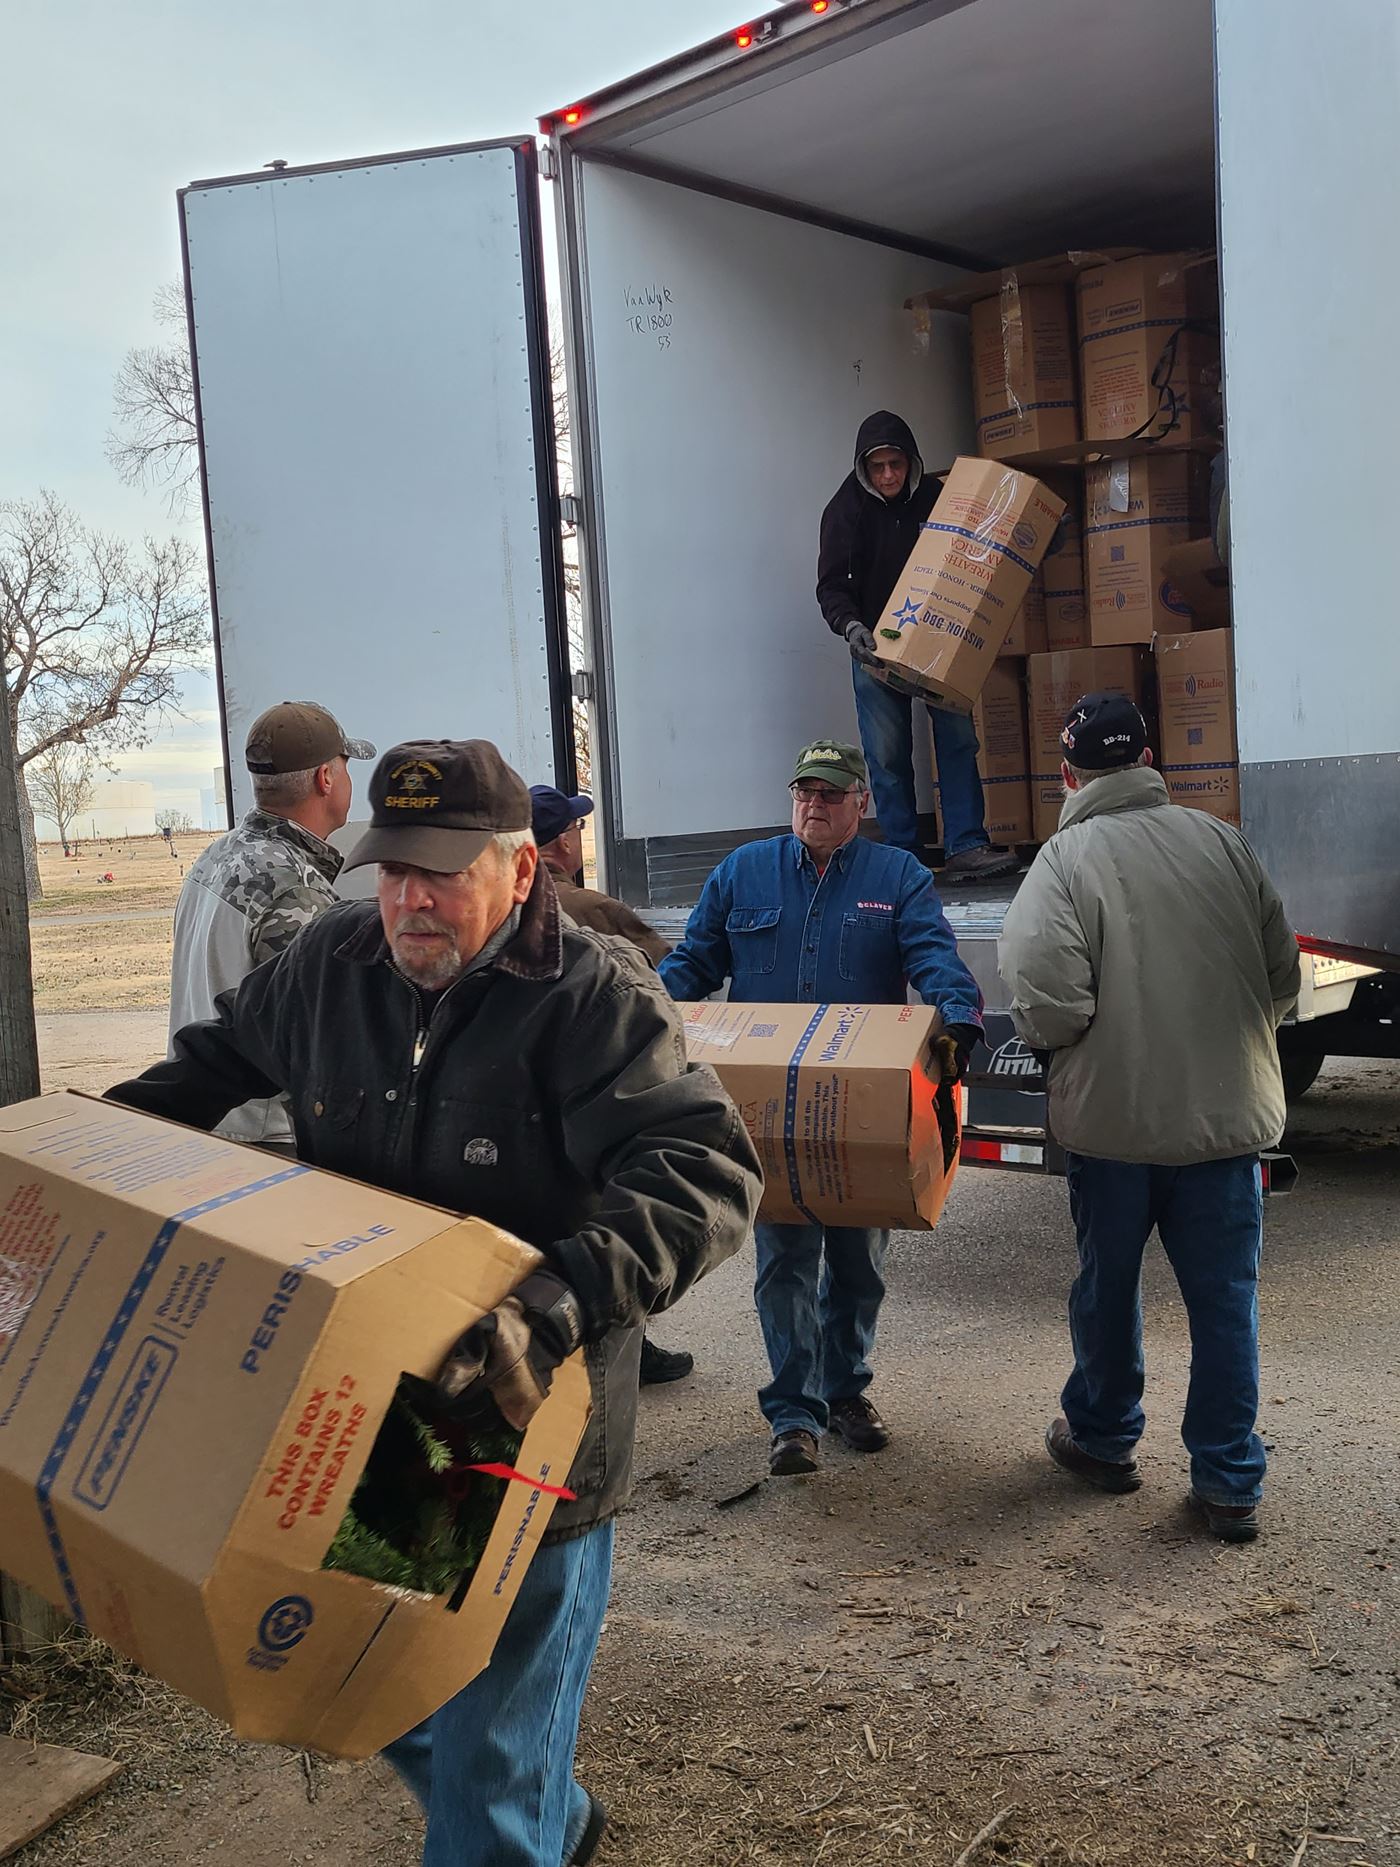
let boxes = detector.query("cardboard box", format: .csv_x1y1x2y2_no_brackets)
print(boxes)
679,1003,960,1230
874,457,1066,711
1085,454,1209,644
1077,251,1220,445
1159,533,1231,628
970,284,1080,461
1040,471,1089,650
1155,629,1239,823
1028,646,1151,841
0,1094,589,1759
973,659,1034,845
999,571,1047,658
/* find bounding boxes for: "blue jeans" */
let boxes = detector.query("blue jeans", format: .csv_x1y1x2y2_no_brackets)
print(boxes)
382,1521,614,1866
1061,1154,1267,1507
754,1221,889,1434
851,661,989,856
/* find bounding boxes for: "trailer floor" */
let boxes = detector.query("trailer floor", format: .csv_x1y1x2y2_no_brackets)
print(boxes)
8,1060,1398,1867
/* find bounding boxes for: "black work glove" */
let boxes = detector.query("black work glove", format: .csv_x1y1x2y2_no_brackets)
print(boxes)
435,1271,584,1432
844,620,880,667
936,1022,981,1082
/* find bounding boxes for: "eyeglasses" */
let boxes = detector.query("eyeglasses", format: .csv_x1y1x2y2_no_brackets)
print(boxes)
790,781,856,804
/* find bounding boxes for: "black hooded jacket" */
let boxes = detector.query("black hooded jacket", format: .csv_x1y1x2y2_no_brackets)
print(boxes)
816,411,940,636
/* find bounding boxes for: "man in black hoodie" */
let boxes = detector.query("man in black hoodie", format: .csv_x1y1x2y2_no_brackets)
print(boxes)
817,412,1018,880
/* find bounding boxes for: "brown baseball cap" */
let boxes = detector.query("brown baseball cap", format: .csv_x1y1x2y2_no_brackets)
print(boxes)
245,701,376,775
342,739,532,874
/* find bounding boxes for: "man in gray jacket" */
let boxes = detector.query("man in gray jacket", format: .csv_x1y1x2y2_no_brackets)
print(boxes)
999,693,1300,1542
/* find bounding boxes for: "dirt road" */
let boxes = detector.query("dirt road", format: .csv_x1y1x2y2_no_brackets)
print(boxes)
9,1053,1397,1865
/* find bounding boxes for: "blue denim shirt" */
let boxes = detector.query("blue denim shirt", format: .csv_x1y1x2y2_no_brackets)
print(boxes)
659,834,982,1027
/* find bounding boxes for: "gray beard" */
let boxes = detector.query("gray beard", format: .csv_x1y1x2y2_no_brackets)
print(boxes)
390,935,464,991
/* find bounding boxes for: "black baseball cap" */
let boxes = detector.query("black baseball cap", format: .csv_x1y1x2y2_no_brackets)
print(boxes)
245,701,375,775
343,739,532,873
1060,692,1149,771
530,785,594,846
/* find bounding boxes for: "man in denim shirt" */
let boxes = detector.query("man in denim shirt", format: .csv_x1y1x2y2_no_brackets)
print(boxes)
661,739,982,1476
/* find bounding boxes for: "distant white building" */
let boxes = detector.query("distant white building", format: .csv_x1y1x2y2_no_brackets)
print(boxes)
75,780,158,840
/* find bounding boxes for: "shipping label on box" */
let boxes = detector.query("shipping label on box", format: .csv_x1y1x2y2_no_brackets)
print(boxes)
1155,629,1239,823
680,1003,960,1230
1085,454,1208,645
1077,252,1220,446
874,457,1066,711
1027,645,1151,840
0,1094,589,1759
971,284,1080,461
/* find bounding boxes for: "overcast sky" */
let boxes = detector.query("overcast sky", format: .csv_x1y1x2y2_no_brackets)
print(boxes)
6,1,742,824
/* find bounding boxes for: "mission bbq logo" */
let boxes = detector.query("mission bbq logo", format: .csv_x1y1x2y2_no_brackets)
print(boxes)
385,757,444,812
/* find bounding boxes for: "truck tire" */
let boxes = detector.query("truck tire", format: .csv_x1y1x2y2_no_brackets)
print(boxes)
1280,1049,1324,1102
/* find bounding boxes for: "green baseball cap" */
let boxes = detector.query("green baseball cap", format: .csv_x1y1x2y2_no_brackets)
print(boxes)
791,739,868,790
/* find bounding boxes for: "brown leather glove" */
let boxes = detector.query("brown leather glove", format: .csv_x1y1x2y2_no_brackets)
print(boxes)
435,1271,584,1432
934,1024,981,1083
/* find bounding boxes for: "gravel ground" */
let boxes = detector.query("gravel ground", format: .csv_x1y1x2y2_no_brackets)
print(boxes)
6,1055,1398,1866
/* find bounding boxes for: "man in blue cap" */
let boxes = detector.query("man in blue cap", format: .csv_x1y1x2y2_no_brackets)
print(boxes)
531,781,692,1384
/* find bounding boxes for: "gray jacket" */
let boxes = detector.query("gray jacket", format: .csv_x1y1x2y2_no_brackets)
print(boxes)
168,811,342,1144
998,768,1301,1165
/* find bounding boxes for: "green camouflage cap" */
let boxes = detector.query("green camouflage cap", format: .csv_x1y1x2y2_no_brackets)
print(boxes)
792,739,868,790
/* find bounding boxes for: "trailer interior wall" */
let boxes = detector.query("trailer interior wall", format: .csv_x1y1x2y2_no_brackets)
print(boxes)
562,162,971,902
1216,0,1400,963
181,143,569,833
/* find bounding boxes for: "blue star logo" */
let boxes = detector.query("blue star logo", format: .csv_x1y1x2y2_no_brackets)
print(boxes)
892,598,920,631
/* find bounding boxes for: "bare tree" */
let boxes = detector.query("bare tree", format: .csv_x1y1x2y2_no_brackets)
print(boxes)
1,492,210,899
155,807,194,833
107,282,199,516
26,742,96,853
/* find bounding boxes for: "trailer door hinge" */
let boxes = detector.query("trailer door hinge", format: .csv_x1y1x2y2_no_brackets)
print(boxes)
559,493,582,526
571,668,595,703
540,143,558,183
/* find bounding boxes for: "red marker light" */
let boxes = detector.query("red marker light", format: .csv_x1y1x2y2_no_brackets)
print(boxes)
563,107,583,126
735,27,754,47
811,1,829,11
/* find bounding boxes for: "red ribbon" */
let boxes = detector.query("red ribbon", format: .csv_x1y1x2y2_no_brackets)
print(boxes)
465,1462,577,1501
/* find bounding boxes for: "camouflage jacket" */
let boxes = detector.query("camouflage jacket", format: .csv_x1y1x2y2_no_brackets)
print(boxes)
168,810,342,1144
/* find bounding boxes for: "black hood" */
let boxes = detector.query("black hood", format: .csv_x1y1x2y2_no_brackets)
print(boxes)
853,411,923,502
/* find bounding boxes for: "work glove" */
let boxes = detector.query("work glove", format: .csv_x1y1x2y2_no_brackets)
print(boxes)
435,1271,584,1432
844,620,881,668
934,1022,982,1083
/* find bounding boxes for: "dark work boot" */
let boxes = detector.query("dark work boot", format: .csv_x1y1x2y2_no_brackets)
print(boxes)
640,1336,694,1385
828,1395,891,1453
1045,1415,1142,1493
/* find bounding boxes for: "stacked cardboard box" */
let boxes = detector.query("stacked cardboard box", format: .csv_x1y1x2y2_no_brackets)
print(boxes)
1085,454,1210,645
1027,646,1152,842
972,659,1034,845
1000,572,1047,658
874,456,1065,709
1077,252,1220,447
1040,471,1089,650
1155,628,1239,823
970,284,1080,461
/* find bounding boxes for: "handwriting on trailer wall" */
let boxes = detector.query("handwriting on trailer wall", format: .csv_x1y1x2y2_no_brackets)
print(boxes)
624,282,676,352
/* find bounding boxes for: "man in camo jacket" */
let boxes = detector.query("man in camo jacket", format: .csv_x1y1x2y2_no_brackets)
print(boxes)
167,700,375,1147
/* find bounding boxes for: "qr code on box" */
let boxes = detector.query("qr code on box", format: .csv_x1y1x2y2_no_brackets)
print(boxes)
750,1022,778,1038
1188,728,1203,746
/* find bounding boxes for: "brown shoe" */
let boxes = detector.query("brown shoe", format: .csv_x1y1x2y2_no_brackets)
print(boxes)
1191,1494,1260,1542
1045,1416,1142,1493
769,1429,821,1476
828,1395,890,1453
941,843,1021,882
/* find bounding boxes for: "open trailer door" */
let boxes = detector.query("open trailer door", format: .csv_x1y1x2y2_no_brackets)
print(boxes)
180,139,571,832
1216,0,1400,965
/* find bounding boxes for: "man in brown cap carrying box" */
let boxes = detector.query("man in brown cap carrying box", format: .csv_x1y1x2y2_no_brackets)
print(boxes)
167,700,376,1146
112,738,761,1867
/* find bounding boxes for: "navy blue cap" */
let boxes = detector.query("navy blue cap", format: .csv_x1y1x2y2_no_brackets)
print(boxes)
1060,692,1149,771
530,785,594,845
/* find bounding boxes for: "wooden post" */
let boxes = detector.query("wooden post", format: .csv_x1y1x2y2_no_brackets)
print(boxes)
0,671,64,1660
